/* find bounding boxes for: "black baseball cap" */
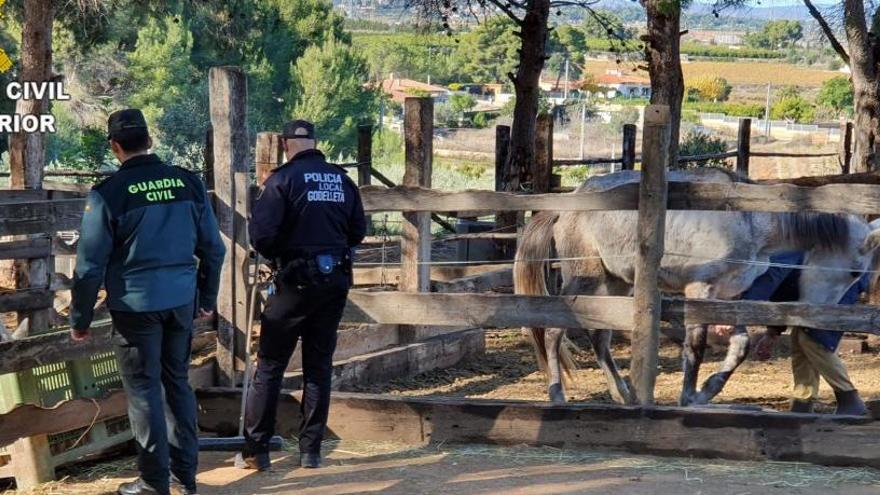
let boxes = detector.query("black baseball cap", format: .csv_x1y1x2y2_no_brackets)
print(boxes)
107,109,149,140
282,119,315,140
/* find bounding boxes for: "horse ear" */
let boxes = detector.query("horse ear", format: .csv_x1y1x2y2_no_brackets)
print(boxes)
859,228,880,255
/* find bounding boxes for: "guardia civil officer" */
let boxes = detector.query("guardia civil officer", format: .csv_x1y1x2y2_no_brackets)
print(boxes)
236,120,366,471
70,109,226,495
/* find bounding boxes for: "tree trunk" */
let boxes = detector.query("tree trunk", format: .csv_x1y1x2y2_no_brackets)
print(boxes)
4,0,55,337
504,0,550,192
9,0,54,189
843,0,879,172
644,0,683,168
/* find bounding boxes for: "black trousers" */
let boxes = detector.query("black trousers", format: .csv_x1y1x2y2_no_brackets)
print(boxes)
112,303,198,495
244,267,349,455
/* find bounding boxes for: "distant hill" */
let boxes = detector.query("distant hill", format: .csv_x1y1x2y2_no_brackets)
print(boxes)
593,0,818,22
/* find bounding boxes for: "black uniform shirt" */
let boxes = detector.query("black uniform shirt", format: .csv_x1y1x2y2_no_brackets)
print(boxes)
249,149,366,261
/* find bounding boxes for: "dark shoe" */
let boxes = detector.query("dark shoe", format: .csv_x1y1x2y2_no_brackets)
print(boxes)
170,474,198,495
790,399,814,414
834,389,867,416
299,452,322,469
117,478,168,495
234,452,271,471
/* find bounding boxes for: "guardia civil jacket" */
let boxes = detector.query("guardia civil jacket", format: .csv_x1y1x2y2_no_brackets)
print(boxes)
70,154,226,330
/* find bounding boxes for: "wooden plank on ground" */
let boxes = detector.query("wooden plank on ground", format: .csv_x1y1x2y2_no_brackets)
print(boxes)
360,182,880,215
196,389,880,468
0,391,128,446
283,329,484,391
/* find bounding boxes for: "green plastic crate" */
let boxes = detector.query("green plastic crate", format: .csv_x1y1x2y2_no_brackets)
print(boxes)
0,349,132,477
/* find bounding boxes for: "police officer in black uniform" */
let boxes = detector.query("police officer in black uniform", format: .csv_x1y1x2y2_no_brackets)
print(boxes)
71,109,226,495
236,120,366,471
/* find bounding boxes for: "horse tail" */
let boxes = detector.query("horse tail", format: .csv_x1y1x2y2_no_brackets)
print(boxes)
514,211,577,384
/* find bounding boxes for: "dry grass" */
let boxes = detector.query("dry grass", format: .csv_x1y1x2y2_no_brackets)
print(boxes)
586,59,840,87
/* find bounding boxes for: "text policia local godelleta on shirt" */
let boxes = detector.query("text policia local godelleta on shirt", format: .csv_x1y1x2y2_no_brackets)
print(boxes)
304,172,346,203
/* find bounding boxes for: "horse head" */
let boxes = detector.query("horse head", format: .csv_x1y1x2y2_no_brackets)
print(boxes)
798,217,880,305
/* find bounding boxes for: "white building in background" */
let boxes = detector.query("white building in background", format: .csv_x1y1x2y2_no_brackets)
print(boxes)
595,70,652,99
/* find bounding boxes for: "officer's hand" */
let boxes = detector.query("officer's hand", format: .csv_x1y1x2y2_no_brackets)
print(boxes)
711,324,734,337
197,308,214,319
70,327,90,342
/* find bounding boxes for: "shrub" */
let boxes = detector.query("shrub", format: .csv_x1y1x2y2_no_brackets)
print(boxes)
676,130,730,170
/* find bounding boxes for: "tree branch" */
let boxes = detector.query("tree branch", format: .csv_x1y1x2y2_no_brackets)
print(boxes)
484,0,525,25
803,0,850,64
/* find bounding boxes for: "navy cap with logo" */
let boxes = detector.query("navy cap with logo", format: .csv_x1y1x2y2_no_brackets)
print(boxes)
107,109,149,140
282,119,315,140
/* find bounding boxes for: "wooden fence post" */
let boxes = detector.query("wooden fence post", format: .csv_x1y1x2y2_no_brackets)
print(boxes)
494,125,515,260
495,125,510,193
839,120,853,174
621,123,637,171
631,104,671,406
358,125,373,235
736,118,751,177
204,126,214,189
533,113,553,193
210,66,250,386
255,132,283,187
399,98,433,343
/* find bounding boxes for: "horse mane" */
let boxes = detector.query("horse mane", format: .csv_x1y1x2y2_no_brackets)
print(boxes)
778,213,851,252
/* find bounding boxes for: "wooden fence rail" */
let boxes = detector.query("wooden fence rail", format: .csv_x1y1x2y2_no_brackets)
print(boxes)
361,182,880,215
3,290,878,377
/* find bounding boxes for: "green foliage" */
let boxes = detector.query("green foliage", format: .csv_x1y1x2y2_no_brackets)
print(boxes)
289,38,377,157
454,17,520,84
679,41,783,59
816,76,854,114
581,9,633,40
127,16,207,166
17,0,364,169
686,75,732,102
684,101,765,118
472,112,490,129
449,93,477,114
354,32,460,84
745,20,803,49
676,130,729,170
771,92,815,123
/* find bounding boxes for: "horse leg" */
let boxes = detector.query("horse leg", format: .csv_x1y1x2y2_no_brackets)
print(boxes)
680,283,712,406
692,325,750,405
587,328,635,405
544,327,567,403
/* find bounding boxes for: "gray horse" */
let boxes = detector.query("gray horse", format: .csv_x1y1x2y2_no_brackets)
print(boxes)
514,168,880,406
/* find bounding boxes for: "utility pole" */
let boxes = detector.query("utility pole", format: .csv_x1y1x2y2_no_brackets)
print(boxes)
579,97,586,159
379,98,385,134
563,57,570,101
764,83,772,137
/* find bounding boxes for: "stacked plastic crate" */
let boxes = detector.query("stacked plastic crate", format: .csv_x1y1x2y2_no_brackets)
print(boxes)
0,348,132,488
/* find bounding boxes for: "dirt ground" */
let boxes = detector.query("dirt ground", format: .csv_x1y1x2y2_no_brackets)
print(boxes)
6,440,880,495
353,330,880,412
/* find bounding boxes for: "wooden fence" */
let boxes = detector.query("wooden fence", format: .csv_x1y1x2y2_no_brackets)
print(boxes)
1,68,880,477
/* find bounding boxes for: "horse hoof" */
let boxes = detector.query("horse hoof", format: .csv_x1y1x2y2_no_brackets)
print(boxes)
691,392,711,405
678,393,694,407
548,384,566,404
